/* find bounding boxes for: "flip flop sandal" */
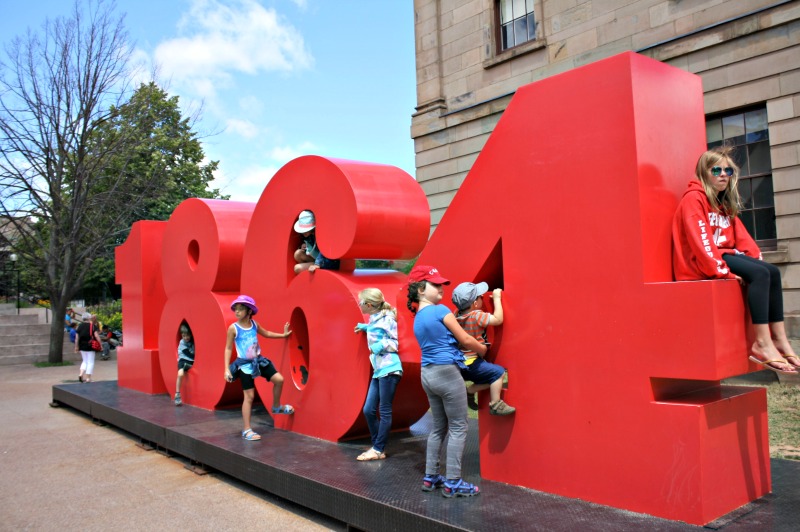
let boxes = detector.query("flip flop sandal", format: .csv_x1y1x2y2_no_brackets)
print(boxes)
749,356,797,375
356,449,386,461
242,429,261,441
271,405,294,415
782,354,800,368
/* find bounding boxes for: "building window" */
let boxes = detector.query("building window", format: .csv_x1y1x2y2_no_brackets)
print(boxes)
497,0,536,51
706,106,776,248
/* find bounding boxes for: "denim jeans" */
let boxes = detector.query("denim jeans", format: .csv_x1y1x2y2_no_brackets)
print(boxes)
362,373,401,453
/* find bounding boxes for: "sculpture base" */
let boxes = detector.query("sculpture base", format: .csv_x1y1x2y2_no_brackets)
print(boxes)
51,381,799,531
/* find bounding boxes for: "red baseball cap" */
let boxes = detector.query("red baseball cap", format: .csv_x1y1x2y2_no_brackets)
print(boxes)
407,264,450,285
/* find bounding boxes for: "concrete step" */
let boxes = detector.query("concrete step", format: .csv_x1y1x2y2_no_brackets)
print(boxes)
0,333,54,346
0,322,58,335
0,314,39,325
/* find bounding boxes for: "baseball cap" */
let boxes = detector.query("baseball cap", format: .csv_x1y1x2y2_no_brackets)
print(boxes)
452,282,489,310
406,264,450,285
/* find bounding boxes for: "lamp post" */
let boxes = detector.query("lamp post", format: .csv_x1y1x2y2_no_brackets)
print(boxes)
9,253,19,315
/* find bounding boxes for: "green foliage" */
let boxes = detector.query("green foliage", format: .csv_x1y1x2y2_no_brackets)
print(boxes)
355,258,417,273
90,300,122,332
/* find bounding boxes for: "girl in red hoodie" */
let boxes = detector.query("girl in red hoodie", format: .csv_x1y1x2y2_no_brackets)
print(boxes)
672,146,798,375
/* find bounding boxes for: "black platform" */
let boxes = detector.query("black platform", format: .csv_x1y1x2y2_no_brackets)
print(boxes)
51,381,799,531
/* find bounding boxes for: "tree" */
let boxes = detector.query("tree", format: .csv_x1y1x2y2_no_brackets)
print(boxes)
0,1,221,362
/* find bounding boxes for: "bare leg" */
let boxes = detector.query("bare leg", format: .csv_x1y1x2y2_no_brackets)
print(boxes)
175,369,184,394
242,388,255,431
751,324,795,372
270,373,284,409
770,321,800,367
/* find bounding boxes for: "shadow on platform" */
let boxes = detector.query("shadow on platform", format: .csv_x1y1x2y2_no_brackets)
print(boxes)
52,381,799,531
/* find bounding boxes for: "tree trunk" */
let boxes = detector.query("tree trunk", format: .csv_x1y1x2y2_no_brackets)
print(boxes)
48,306,67,364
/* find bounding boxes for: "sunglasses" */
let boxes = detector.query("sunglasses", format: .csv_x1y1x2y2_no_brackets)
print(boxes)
711,166,734,177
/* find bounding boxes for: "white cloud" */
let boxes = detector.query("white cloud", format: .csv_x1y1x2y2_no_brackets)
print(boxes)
226,118,259,139
290,0,308,10
154,0,313,96
268,142,317,164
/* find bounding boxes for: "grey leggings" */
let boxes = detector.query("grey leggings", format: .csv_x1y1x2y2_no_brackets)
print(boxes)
421,363,468,479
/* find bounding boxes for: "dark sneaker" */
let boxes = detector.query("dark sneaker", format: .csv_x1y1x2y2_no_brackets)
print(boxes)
467,393,478,411
422,474,445,492
174,394,182,407
442,478,480,498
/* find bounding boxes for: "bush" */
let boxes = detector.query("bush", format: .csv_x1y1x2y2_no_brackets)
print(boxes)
90,300,122,332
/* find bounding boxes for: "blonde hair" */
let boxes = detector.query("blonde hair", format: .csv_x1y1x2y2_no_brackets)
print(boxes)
359,288,397,319
695,145,742,217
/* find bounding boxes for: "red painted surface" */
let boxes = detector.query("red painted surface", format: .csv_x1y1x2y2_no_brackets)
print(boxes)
240,156,431,438
115,52,769,525
406,52,769,524
115,221,168,393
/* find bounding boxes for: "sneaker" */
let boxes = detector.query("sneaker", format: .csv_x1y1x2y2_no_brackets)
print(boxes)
421,474,445,492
466,393,478,411
489,399,515,416
442,478,480,498
174,394,182,407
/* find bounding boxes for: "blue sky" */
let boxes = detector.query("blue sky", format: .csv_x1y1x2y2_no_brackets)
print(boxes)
0,0,417,201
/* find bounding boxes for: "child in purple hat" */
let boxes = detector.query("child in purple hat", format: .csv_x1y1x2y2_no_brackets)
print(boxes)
223,295,294,441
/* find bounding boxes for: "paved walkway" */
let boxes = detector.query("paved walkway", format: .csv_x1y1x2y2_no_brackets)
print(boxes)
0,359,344,531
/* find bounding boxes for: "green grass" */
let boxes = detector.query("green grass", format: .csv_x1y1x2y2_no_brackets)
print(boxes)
34,361,74,368
765,382,800,460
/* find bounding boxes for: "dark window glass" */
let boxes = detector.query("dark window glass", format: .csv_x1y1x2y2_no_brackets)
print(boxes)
722,115,745,146
513,17,527,46
745,109,768,143
527,13,536,40
748,141,770,175
739,210,755,237
501,23,512,49
738,178,753,209
751,176,773,208
497,0,536,51
706,105,775,246
753,208,777,239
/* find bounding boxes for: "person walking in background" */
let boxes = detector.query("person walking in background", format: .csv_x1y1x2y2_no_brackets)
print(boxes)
75,313,102,383
406,265,486,498
354,288,402,461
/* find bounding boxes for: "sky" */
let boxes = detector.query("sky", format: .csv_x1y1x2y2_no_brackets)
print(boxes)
0,0,417,202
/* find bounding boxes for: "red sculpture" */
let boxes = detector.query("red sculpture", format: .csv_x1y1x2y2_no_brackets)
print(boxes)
115,52,769,525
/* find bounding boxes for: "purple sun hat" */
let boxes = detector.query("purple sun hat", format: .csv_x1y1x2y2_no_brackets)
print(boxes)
230,295,258,315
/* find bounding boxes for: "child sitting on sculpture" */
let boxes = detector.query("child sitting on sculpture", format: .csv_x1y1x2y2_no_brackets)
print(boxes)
174,322,194,406
293,210,340,274
223,295,294,441
452,282,515,415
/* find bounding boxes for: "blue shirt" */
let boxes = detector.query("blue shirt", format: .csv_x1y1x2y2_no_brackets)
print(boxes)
233,321,261,375
413,304,466,367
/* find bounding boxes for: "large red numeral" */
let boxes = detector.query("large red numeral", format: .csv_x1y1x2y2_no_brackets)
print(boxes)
114,52,770,525
406,52,767,524
240,156,430,440
158,199,256,409
115,221,168,393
